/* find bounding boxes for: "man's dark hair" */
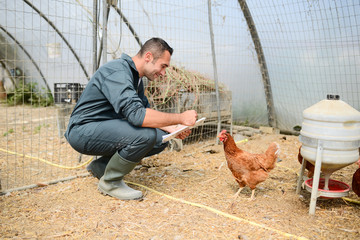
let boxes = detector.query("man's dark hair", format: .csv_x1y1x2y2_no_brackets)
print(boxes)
138,38,173,60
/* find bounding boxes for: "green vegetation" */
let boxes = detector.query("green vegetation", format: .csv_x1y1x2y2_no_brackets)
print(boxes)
6,82,54,107
34,123,50,134
3,128,14,137
34,125,42,134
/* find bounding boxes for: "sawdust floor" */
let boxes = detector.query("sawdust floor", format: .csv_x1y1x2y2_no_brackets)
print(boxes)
1,133,360,240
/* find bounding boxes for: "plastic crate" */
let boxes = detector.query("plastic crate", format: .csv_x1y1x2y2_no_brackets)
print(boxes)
54,83,84,104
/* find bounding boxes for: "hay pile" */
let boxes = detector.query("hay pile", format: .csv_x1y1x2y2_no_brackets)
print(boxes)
145,66,227,111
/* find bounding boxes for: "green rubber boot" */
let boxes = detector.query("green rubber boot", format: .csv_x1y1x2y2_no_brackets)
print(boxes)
98,152,142,200
86,156,110,179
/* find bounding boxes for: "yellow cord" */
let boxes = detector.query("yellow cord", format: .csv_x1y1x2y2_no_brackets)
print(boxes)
235,138,248,144
2,141,358,237
126,180,309,240
0,139,249,170
0,147,93,169
1,144,308,238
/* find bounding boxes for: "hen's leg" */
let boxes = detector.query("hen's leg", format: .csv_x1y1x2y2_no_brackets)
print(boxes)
249,189,256,200
233,187,243,198
229,187,243,209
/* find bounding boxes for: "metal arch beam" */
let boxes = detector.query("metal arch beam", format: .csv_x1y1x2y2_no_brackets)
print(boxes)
237,0,277,127
23,0,90,81
0,25,51,92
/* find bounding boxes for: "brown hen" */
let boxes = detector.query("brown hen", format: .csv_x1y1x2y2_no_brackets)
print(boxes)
352,158,360,197
218,130,280,201
297,145,315,178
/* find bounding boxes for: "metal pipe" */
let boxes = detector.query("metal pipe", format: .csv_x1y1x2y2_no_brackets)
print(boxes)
97,5,110,66
93,0,98,73
0,173,90,195
102,0,108,64
207,0,222,143
296,155,307,194
97,2,142,66
309,141,323,215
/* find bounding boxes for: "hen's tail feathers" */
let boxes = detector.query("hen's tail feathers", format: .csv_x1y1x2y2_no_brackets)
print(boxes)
266,142,280,157
259,142,280,171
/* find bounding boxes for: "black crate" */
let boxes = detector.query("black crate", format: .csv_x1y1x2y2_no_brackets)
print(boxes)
54,83,84,104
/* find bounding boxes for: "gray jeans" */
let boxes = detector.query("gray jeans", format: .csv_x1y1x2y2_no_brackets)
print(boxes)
66,119,168,162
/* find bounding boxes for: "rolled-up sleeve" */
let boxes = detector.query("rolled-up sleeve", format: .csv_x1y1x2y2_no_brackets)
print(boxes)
102,68,146,127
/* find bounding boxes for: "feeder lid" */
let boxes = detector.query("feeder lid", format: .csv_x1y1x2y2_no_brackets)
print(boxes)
303,95,360,122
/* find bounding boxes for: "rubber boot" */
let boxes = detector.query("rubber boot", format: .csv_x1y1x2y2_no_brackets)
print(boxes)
98,152,142,200
86,156,110,179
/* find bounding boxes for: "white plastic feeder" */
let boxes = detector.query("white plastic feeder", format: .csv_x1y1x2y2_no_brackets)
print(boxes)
296,95,360,214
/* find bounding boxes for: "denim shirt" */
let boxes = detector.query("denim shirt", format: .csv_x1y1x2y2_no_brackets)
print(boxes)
65,53,149,138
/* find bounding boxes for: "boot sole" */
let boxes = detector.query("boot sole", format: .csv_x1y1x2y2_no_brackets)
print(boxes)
87,169,99,179
97,185,143,200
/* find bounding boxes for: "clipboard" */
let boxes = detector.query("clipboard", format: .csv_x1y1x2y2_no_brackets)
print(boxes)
162,117,206,143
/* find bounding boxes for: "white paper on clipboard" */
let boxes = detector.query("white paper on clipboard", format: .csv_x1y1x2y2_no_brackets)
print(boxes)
162,117,206,143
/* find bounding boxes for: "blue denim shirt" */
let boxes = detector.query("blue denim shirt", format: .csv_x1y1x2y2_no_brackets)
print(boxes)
65,53,149,138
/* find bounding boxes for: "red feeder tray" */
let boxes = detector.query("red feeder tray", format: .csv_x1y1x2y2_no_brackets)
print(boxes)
304,178,350,199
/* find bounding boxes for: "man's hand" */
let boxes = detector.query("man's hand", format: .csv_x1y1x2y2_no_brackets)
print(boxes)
176,128,191,140
142,108,198,128
168,124,191,140
180,110,197,126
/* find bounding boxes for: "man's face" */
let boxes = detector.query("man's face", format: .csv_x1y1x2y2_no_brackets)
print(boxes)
144,51,171,81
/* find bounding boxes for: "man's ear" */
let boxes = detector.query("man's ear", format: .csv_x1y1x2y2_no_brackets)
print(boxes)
144,51,153,63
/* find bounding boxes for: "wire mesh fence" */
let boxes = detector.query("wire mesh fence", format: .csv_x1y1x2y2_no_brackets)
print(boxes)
0,0,94,192
244,0,360,129
0,0,234,192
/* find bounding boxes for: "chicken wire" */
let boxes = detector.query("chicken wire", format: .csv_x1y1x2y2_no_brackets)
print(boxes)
0,0,95,192
0,0,233,192
245,0,360,130
0,0,359,196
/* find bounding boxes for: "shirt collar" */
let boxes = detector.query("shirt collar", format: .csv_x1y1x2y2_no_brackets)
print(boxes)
121,53,142,89
121,53,138,73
